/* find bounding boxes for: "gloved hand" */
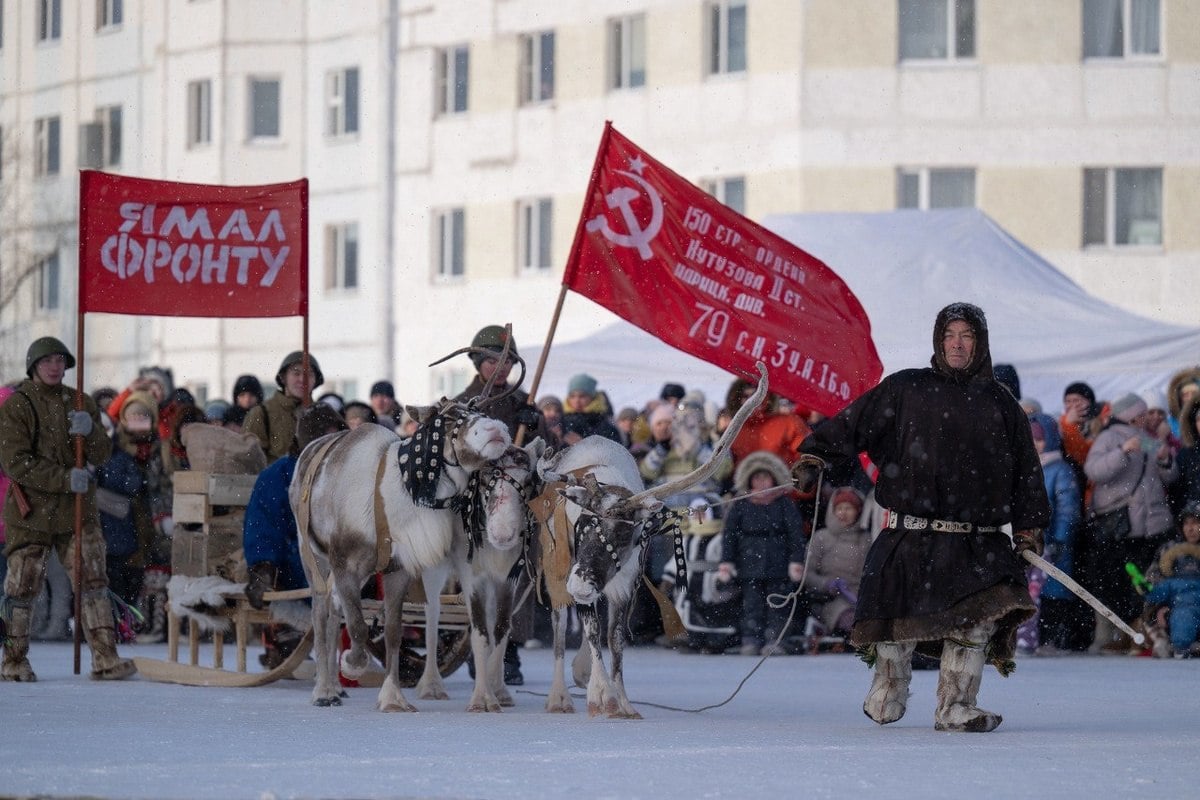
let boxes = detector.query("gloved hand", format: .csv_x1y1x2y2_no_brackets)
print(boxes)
1013,529,1044,558
245,562,279,610
68,411,94,437
788,562,805,583
69,467,93,494
717,562,734,584
514,405,542,429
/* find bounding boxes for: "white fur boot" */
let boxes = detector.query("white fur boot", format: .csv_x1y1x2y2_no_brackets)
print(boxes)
934,624,1000,733
863,641,915,725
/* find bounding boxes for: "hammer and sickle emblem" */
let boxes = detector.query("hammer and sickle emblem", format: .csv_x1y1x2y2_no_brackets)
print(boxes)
585,169,664,260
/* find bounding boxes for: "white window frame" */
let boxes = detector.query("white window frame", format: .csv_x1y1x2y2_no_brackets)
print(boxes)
898,0,976,63
326,66,360,136
96,105,122,167
1082,166,1163,248
896,167,976,209
96,0,123,30
435,45,470,116
707,0,747,76
434,208,465,280
700,176,746,215
325,222,359,290
1082,0,1162,60
517,197,553,273
247,76,281,141
519,30,555,105
36,252,60,311
608,14,646,90
37,0,61,42
34,116,60,177
187,79,212,147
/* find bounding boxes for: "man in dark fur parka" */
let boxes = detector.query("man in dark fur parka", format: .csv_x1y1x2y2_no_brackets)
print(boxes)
799,302,1050,732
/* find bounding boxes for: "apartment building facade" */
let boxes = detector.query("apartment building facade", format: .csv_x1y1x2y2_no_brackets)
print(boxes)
1,0,1196,405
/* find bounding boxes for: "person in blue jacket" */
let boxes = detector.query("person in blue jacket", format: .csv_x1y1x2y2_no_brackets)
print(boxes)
243,403,346,667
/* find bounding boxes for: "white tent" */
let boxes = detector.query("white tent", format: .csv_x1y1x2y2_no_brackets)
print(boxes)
528,210,1200,415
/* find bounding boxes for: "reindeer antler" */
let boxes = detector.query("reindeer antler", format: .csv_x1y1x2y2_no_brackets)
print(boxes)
427,323,527,409
607,361,769,515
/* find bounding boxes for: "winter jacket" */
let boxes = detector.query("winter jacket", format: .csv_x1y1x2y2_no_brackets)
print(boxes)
1084,420,1177,540
720,495,806,581
0,386,10,546
242,455,307,591
803,492,871,630
96,445,144,559
1171,445,1200,516
243,392,301,464
0,379,112,550
562,396,621,444
1158,541,1200,579
731,411,810,468
455,374,556,446
1039,451,1082,601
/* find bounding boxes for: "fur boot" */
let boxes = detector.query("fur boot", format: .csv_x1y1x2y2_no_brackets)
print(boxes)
136,567,170,644
934,624,1000,733
1,599,37,682
863,641,915,724
81,589,137,680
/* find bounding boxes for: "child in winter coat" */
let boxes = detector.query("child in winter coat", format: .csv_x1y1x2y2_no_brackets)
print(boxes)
1144,504,1200,657
718,451,807,655
802,486,870,639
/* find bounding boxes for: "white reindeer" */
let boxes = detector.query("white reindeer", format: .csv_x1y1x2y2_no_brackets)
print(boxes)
537,363,768,718
291,396,528,711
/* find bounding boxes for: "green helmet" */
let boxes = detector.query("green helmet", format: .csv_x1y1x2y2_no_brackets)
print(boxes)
26,336,75,377
469,325,518,369
275,350,324,391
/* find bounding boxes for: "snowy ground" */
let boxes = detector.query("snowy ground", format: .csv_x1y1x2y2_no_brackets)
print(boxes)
2,641,1196,800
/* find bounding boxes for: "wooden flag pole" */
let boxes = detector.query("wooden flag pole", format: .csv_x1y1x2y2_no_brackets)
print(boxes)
72,311,85,674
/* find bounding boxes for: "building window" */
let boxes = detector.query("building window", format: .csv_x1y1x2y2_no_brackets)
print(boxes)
327,67,359,136
608,14,646,90
897,167,976,209
707,1,746,75
326,223,359,290
34,116,60,177
435,45,469,115
899,0,975,61
98,105,122,166
519,31,555,105
248,77,281,140
187,79,212,147
435,208,465,279
36,252,60,311
96,0,123,30
37,0,60,42
1083,0,1161,59
517,198,553,272
701,176,746,215
1082,167,1162,247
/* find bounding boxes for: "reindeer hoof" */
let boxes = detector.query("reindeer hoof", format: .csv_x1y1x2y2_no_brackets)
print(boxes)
609,708,643,720
417,686,449,701
377,700,418,713
545,700,575,714
340,650,368,680
313,695,343,707
587,702,603,717
467,700,503,713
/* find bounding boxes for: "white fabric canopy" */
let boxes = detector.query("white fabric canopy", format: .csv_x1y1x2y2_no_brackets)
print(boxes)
528,210,1200,415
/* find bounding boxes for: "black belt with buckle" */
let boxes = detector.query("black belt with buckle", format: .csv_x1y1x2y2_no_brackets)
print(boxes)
883,509,999,534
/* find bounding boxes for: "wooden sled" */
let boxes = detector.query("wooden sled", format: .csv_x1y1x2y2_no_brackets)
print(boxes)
135,628,314,687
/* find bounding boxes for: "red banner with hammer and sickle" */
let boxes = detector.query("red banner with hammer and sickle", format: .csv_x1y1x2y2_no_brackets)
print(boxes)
562,123,882,417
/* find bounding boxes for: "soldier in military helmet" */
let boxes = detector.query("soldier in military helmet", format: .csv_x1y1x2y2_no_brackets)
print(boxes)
0,337,136,681
243,351,324,464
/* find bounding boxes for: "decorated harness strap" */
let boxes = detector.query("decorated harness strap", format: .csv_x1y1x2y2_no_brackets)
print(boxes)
295,433,348,597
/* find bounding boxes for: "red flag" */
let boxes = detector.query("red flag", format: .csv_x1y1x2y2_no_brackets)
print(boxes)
78,171,307,318
563,124,882,417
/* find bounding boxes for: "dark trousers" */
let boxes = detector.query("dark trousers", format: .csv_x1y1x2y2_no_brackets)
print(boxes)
739,578,795,646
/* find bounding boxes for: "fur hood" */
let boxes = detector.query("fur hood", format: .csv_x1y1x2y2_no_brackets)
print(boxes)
733,450,791,494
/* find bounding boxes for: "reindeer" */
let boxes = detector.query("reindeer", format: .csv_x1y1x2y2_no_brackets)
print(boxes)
536,362,768,718
291,355,533,712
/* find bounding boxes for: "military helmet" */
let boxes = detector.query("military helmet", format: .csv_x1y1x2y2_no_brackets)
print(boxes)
26,336,75,377
275,350,325,391
469,325,518,369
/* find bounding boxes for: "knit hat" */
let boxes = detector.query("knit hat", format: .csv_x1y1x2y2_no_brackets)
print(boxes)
232,374,264,405
204,399,230,422
649,403,675,427
1063,381,1096,406
1110,392,1148,423
617,407,639,423
659,383,686,403
567,373,598,397
831,486,864,511
370,381,395,399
